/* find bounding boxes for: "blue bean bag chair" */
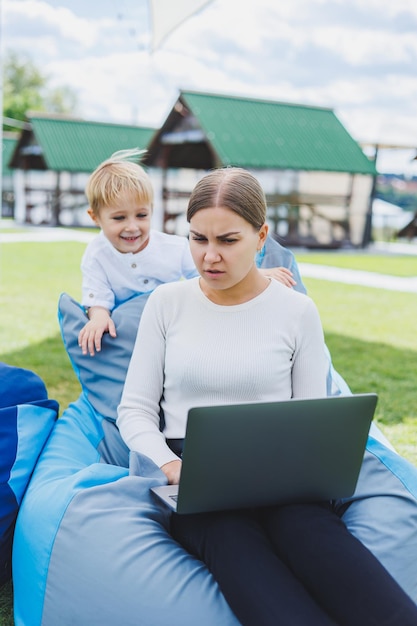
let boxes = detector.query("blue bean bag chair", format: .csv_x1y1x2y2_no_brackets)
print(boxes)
12,240,417,624
13,294,239,626
0,363,58,587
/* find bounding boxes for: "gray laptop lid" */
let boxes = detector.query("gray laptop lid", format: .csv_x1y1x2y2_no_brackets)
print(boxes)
152,393,377,515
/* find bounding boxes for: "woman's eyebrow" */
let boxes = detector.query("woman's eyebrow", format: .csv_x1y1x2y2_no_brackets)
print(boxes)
217,231,241,238
189,229,241,238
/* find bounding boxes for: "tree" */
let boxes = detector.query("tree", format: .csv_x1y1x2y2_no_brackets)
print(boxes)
3,50,79,131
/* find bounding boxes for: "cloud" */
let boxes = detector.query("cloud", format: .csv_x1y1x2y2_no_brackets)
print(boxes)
3,0,417,174
5,0,97,54
4,0,151,61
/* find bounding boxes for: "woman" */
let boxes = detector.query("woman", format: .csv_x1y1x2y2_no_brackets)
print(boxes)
117,168,417,625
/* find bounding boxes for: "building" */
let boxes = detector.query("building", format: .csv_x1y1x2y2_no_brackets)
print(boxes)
144,90,377,247
9,115,156,225
2,133,19,218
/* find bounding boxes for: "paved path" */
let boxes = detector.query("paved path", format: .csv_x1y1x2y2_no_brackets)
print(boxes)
1,225,417,294
0,226,95,244
298,263,417,293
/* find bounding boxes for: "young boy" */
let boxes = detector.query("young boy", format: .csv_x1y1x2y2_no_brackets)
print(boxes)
78,150,296,356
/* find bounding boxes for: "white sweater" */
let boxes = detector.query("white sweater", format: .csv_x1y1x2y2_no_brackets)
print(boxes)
81,230,198,310
117,277,328,468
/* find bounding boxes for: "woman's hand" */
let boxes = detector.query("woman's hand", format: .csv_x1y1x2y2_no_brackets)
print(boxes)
161,460,182,485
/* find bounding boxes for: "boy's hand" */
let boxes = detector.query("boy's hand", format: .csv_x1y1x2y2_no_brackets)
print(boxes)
78,306,117,356
259,266,296,288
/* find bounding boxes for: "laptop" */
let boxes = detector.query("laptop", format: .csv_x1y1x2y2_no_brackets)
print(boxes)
151,393,378,515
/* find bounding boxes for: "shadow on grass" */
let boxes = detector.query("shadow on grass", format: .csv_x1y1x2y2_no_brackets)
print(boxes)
0,580,13,626
0,333,81,414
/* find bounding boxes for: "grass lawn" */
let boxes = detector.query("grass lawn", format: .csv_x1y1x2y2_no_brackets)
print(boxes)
1,240,417,624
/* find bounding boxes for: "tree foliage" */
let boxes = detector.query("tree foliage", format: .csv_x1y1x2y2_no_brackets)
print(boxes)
3,50,79,130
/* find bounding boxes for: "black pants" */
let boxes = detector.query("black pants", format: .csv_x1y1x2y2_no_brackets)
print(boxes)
171,501,417,626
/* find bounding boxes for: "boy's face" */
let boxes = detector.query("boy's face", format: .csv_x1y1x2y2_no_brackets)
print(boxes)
88,191,152,254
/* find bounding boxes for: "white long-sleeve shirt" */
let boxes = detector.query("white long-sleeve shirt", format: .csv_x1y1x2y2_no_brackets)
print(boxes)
81,230,198,310
117,277,328,468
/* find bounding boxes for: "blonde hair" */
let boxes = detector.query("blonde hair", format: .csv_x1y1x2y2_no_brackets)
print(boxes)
86,149,154,214
187,167,266,231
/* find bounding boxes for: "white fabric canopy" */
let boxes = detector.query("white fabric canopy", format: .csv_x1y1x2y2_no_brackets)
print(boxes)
149,0,213,51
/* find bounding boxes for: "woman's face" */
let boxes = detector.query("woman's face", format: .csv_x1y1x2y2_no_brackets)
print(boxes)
189,205,268,297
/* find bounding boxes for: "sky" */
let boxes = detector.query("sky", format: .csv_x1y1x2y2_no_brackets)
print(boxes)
3,0,417,174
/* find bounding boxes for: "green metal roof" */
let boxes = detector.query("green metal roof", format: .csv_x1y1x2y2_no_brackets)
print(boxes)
2,135,18,176
26,117,156,172
180,91,376,175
